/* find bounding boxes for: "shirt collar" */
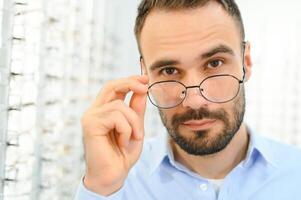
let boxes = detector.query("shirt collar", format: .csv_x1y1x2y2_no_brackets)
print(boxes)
242,126,277,168
146,126,277,175
145,132,169,175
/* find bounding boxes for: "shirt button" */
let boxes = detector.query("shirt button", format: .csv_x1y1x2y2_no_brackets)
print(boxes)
199,183,208,191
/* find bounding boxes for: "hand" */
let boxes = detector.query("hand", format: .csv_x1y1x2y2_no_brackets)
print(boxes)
81,75,149,196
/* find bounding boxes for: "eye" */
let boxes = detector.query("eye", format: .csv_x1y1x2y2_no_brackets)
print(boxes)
159,67,178,76
207,59,224,69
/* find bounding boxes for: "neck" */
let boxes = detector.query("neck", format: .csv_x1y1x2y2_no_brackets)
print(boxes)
170,124,249,179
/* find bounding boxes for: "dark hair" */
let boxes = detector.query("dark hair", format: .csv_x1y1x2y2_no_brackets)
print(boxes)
134,0,245,54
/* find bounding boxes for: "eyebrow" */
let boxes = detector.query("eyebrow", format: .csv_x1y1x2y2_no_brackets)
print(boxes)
149,60,180,72
148,44,235,72
201,44,234,59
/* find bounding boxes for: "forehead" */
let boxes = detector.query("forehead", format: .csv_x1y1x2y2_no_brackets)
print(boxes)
140,2,242,66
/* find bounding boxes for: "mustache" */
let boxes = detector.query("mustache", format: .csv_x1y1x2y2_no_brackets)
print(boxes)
171,107,228,128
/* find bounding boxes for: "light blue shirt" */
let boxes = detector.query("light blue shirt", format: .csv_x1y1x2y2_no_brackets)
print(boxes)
74,128,301,200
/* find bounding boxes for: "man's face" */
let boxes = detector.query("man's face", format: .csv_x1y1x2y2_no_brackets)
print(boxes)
140,2,252,155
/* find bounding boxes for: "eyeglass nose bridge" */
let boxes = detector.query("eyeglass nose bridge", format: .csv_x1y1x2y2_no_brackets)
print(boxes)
185,85,203,90
181,85,204,99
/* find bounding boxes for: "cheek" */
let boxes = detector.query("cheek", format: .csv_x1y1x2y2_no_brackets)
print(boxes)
159,109,170,124
222,102,237,119
159,109,178,125
228,91,245,122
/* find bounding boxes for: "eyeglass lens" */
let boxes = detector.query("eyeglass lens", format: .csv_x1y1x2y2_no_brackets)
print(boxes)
148,75,241,109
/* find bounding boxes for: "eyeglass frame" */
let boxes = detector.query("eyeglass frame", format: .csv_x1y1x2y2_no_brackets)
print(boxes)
141,41,247,109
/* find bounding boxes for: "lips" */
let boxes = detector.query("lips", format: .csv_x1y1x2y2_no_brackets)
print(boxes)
181,119,217,130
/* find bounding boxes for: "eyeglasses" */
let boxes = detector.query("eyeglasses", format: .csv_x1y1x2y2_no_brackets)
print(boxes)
147,73,244,109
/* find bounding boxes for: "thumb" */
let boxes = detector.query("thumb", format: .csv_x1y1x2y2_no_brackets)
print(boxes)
129,92,147,139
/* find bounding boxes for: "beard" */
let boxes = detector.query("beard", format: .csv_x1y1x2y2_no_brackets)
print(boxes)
159,87,246,156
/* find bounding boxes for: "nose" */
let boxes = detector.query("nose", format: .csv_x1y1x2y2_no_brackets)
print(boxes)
181,86,209,109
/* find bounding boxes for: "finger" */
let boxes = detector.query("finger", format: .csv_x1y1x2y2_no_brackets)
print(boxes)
92,75,149,107
96,110,132,147
98,100,143,141
111,111,132,148
129,92,148,140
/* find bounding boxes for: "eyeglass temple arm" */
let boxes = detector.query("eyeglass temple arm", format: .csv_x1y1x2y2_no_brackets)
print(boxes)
140,56,144,75
241,41,247,83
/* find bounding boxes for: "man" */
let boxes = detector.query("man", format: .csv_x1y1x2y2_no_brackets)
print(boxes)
75,0,301,199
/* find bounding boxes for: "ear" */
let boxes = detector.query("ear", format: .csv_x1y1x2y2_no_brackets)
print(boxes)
243,41,252,82
140,56,148,75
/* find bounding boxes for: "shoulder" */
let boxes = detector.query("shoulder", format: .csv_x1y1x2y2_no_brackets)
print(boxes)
258,134,301,168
